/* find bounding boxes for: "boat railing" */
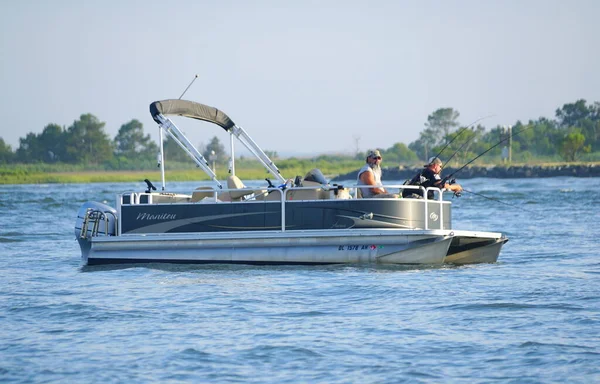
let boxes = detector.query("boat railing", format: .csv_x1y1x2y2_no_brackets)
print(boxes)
220,182,449,232
185,183,448,232
118,182,449,234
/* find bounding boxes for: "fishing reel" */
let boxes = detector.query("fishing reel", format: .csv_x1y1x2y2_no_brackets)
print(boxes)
265,177,291,194
445,177,461,198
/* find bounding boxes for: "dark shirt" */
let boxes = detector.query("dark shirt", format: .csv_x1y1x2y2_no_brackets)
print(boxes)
402,168,443,199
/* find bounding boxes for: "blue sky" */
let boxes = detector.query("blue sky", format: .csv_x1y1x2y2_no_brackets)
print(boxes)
1,0,598,156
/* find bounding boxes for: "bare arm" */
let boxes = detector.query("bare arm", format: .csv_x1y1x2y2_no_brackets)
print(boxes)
360,171,387,194
443,182,462,193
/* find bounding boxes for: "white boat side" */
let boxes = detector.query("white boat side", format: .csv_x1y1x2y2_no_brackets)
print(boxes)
81,229,453,266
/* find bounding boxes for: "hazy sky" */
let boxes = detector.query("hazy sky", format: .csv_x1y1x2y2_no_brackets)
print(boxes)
1,0,598,156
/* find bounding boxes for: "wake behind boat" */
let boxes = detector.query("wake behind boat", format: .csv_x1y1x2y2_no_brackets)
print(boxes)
74,99,507,266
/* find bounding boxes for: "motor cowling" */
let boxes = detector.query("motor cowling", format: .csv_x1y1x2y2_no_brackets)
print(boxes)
74,201,117,239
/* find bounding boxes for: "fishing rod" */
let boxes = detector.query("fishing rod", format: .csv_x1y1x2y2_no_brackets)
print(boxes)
461,189,540,216
444,124,534,181
443,129,477,167
432,115,495,161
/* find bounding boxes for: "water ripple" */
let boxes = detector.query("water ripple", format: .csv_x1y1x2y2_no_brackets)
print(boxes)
1,179,599,383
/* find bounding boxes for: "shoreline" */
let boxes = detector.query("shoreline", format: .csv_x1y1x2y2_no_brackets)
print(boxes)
2,163,600,185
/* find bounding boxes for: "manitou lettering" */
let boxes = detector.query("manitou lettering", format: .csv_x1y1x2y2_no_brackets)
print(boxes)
136,212,177,220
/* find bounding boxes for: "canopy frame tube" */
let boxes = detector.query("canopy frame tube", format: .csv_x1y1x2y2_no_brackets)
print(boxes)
151,99,287,187
156,114,222,189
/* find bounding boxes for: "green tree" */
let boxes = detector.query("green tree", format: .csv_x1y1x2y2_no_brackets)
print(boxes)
410,108,460,161
556,99,591,128
202,136,227,163
409,129,437,161
383,143,418,163
556,100,600,151
425,108,460,145
528,118,561,156
162,136,190,163
63,114,113,164
38,124,66,162
15,132,43,163
559,128,591,161
114,119,158,161
439,125,486,166
0,138,14,163
15,124,66,163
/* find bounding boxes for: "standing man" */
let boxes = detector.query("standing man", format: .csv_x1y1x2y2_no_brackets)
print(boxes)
402,157,462,199
357,150,398,198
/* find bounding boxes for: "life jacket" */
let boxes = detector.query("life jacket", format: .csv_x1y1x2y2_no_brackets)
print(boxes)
402,170,426,198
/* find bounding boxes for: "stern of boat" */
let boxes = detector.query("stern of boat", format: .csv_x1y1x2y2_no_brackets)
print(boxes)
74,201,117,264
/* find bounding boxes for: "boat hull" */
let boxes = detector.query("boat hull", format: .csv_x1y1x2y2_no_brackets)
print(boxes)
445,231,508,265
80,229,452,266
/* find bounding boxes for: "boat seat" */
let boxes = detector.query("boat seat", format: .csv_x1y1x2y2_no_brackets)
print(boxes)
288,180,327,200
251,189,269,201
356,187,363,199
145,193,192,204
263,189,285,201
191,186,217,202
224,175,254,201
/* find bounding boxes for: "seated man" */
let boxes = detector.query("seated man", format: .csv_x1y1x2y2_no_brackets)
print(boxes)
402,157,462,199
357,150,398,198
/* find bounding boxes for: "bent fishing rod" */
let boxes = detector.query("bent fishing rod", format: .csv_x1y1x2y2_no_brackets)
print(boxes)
432,114,495,161
461,189,541,216
444,124,534,182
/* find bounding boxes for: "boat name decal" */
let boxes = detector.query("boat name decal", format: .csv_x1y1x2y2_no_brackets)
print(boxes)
429,212,439,221
136,212,177,221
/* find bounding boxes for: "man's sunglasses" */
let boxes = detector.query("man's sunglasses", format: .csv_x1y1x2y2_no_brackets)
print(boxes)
372,156,382,160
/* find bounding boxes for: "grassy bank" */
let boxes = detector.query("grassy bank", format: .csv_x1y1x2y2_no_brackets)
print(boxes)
0,164,362,185
2,161,598,185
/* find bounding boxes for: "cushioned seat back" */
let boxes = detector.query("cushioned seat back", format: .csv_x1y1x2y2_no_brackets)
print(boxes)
191,187,216,202
227,175,252,200
252,189,268,201
289,181,320,200
289,180,329,200
264,189,285,201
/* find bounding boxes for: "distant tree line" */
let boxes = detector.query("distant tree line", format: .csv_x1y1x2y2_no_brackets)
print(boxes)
406,99,600,164
0,114,229,169
0,99,598,168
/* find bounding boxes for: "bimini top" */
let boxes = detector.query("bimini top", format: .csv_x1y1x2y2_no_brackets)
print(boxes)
149,99,235,131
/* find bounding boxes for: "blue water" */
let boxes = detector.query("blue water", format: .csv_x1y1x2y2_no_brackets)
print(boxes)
1,178,599,383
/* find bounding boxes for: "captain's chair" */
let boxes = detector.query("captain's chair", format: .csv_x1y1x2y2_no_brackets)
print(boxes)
221,175,253,202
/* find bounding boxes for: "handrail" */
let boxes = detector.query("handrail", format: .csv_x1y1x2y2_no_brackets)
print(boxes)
245,182,449,231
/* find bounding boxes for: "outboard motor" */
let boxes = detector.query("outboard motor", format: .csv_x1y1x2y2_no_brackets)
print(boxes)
74,201,117,239
74,201,117,262
302,168,328,186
